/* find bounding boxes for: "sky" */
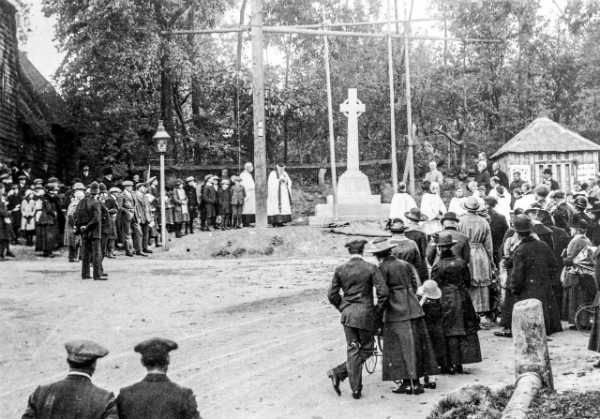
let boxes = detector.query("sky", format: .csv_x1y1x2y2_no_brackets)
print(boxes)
20,0,565,87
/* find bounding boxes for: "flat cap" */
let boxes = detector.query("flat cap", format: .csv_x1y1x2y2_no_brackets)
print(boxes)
134,337,178,360
174,178,183,185
73,182,85,191
185,176,195,183
48,177,59,184
136,182,147,190
18,175,27,181
345,238,368,253
108,208,118,215
204,174,213,181
33,178,43,184
109,186,121,193
0,173,10,180
65,339,109,362
122,180,133,187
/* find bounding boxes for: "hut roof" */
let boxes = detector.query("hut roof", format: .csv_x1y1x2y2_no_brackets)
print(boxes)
491,117,600,159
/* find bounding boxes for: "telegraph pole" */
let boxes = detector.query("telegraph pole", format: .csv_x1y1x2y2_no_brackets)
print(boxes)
251,0,268,228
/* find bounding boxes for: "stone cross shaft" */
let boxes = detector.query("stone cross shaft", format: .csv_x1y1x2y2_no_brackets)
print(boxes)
340,88,365,171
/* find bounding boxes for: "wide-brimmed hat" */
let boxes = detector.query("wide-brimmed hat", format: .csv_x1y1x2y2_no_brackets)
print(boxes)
405,207,428,222
574,196,589,210
568,213,588,230
588,202,600,213
418,280,442,300
513,215,532,232
435,232,457,247
369,238,396,255
441,212,459,223
388,218,408,232
461,196,485,212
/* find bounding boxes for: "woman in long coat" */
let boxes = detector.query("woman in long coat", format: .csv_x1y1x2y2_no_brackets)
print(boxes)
563,214,597,329
37,186,58,258
430,232,482,374
371,238,438,395
458,196,495,315
20,190,36,246
387,218,421,277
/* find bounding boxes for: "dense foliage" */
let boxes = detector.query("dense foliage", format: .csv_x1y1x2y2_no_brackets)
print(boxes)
41,0,600,179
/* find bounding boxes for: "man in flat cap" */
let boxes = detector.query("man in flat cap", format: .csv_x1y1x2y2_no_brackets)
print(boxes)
117,338,202,419
327,239,389,399
21,340,118,419
74,182,105,280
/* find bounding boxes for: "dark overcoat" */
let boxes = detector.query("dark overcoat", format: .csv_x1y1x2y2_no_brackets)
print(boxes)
183,184,198,219
217,188,232,215
431,255,479,336
426,227,471,266
405,225,429,281
489,209,508,267
0,199,15,241
75,198,102,240
201,185,217,219
378,256,424,323
474,169,491,193
21,374,118,419
328,257,389,330
507,236,562,335
390,236,421,273
117,374,201,419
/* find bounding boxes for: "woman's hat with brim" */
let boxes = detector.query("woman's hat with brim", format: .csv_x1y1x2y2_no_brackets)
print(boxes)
369,238,396,255
574,196,588,210
461,196,485,212
513,215,532,233
404,207,429,222
418,280,442,300
388,218,408,232
588,202,600,213
435,232,457,247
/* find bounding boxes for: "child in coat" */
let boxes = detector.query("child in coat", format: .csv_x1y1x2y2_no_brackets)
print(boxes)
417,280,446,389
230,176,246,229
217,180,232,231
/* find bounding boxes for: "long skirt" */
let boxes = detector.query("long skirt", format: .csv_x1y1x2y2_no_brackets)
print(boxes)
446,333,482,366
38,225,57,253
382,317,439,381
468,285,490,313
588,295,600,353
562,275,597,324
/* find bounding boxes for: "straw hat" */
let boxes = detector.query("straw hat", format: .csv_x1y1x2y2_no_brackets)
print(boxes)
461,196,485,212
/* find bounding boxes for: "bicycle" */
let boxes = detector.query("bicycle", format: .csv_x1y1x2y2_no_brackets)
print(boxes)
365,334,383,374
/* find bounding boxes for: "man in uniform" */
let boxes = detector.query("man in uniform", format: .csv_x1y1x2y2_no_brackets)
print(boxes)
327,239,389,399
117,337,202,419
74,181,105,280
21,340,118,419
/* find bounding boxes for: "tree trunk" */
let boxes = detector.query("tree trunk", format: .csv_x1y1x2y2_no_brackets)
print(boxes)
234,0,248,124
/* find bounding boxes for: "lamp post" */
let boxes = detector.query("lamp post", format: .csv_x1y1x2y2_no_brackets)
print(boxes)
153,120,170,251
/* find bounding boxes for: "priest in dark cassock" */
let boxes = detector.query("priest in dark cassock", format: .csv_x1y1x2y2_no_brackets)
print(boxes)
267,164,293,227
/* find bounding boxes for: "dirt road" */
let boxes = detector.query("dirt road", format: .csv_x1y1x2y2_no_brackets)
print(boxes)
1,244,597,418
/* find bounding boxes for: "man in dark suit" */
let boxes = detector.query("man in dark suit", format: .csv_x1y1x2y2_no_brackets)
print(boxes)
117,338,202,419
491,162,509,188
426,212,471,266
543,168,560,191
484,197,509,268
21,340,117,419
101,168,115,190
80,165,93,186
133,182,152,255
74,182,105,280
327,239,389,399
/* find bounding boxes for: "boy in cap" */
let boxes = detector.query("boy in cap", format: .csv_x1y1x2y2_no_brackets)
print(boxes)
327,239,389,399
117,338,201,419
200,175,217,231
217,179,232,230
230,176,246,229
21,340,117,419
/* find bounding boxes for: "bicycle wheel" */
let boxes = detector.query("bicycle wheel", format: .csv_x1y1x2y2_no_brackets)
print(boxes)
365,338,379,374
575,304,595,336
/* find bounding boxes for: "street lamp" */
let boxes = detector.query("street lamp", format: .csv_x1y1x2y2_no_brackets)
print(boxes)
153,120,170,251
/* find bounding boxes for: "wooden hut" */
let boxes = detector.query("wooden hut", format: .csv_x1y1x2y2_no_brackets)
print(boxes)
491,117,600,191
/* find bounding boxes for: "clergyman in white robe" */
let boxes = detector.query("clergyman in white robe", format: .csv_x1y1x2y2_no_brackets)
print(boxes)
240,162,256,225
389,182,417,223
267,165,292,226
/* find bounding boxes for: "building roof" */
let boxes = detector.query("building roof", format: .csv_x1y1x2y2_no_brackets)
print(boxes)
491,117,600,159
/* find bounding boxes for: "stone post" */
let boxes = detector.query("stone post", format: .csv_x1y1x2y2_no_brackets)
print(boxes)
511,299,554,389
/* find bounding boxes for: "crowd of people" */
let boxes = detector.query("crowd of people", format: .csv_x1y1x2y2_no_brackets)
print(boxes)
327,155,600,398
0,161,298,269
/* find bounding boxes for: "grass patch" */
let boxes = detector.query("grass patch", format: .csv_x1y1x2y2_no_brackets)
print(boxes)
426,384,514,419
527,390,600,419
